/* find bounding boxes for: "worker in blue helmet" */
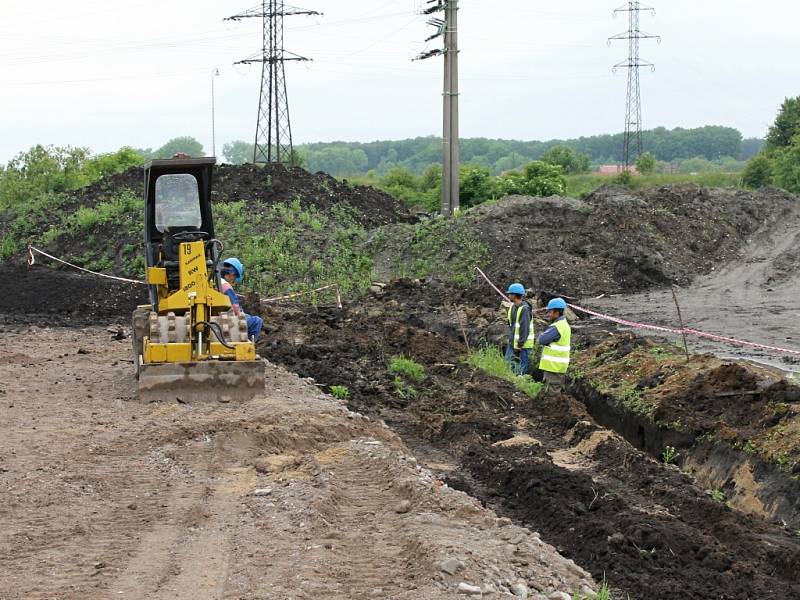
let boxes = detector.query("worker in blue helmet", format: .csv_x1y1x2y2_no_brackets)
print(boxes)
220,257,263,341
504,283,534,375
537,297,571,391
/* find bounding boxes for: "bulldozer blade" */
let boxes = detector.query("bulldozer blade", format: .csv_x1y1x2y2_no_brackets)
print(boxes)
138,359,266,403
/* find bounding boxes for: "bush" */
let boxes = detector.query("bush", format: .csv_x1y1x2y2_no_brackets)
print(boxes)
496,161,566,197
635,152,656,174
771,139,800,193
741,154,773,189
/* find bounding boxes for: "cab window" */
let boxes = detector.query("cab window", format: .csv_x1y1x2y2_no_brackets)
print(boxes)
155,174,201,232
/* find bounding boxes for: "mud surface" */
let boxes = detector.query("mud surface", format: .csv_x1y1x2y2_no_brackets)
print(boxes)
260,281,800,600
0,324,595,599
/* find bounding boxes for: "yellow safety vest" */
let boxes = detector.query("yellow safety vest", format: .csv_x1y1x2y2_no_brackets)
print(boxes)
507,303,535,350
539,318,571,373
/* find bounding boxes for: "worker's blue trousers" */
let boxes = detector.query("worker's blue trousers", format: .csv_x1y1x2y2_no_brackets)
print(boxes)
505,345,530,376
246,315,263,341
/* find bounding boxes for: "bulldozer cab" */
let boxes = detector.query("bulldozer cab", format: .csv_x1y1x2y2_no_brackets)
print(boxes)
143,157,217,309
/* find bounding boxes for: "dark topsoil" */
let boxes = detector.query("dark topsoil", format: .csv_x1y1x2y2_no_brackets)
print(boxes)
254,279,800,600
59,162,413,229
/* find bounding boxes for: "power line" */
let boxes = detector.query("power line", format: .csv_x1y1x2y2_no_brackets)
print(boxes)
415,0,459,216
226,2,321,164
608,1,660,167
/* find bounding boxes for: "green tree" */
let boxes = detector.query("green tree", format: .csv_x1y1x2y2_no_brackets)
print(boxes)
154,136,204,159
222,140,254,165
540,145,590,174
0,145,90,207
496,162,566,197
635,152,656,174
766,97,800,150
420,163,442,191
741,154,773,189
83,147,144,180
771,137,800,193
459,164,495,207
304,145,368,176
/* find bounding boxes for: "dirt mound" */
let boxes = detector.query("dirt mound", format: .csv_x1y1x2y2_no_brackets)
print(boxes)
0,264,145,326
373,184,798,298
213,163,413,228
60,163,412,229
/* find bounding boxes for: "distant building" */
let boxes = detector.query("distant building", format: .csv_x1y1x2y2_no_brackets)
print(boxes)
596,165,638,176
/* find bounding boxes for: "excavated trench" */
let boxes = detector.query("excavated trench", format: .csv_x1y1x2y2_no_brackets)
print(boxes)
570,376,800,530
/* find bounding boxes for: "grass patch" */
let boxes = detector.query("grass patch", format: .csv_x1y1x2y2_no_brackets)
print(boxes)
565,172,742,198
388,355,426,382
467,346,543,399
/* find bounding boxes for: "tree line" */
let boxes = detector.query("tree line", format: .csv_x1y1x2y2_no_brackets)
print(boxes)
222,126,761,176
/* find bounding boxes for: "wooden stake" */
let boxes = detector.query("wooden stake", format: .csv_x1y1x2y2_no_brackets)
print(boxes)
455,309,471,354
671,285,690,363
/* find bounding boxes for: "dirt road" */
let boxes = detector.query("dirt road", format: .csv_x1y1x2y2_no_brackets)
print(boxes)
0,324,595,600
585,199,800,374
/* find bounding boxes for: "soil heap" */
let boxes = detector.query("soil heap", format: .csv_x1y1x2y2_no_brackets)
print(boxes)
372,184,798,298
56,162,413,229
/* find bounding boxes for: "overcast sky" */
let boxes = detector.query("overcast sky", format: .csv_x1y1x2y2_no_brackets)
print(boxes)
0,0,796,162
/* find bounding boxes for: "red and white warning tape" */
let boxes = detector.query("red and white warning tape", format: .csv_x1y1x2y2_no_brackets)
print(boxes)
261,284,343,309
28,244,147,285
475,267,800,357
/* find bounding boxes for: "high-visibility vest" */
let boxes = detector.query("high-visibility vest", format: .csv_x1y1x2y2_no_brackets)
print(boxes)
507,302,535,350
539,318,571,373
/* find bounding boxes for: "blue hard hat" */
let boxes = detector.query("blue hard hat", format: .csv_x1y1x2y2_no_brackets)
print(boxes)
222,257,244,283
506,283,526,296
546,297,568,310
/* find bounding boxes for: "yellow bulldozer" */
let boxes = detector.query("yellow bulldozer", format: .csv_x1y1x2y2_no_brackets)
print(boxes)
131,157,265,402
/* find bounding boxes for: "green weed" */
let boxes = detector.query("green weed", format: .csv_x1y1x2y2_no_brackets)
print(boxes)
572,580,613,600
0,235,18,259
388,355,426,382
467,346,543,399
709,488,726,503
329,385,349,399
661,445,679,464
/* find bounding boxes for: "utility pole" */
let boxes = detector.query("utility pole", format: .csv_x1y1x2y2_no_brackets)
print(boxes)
225,2,321,165
211,68,220,158
608,2,659,168
415,0,459,216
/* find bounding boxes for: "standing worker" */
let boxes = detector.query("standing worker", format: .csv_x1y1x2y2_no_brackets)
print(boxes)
505,283,534,375
537,297,571,391
219,258,264,341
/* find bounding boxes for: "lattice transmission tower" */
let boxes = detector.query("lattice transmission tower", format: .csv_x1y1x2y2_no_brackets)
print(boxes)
226,2,321,164
608,2,660,167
